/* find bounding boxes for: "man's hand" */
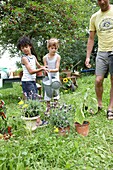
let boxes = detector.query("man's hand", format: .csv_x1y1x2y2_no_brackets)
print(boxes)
85,58,91,68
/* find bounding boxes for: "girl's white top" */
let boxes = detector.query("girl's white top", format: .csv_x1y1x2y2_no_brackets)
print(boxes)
21,55,36,81
44,53,59,79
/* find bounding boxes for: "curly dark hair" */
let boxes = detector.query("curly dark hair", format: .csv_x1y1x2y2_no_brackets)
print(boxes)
17,36,37,58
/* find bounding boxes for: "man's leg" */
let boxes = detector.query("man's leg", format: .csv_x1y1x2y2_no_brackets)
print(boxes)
95,75,104,109
108,75,113,110
107,76,113,119
95,52,109,111
107,53,113,119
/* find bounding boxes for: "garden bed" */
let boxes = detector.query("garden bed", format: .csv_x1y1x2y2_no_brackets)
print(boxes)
0,76,113,169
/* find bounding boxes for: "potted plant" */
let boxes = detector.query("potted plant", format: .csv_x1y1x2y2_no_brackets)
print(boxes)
74,104,90,137
59,72,67,81
50,104,73,136
0,100,12,140
13,68,23,78
61,77,75,92
74,89,98,136
18,99,46,131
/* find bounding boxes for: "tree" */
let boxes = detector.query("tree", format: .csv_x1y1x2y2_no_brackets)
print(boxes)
0,0,98,69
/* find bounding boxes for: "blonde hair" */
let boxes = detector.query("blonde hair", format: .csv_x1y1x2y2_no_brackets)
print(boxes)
47,38,59,49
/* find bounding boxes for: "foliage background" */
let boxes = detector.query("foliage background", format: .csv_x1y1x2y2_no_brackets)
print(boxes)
0,0,100,70
1,0,113,69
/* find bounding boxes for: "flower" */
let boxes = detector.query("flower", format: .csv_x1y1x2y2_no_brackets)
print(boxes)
63,78,68,83
54,126,59,133
62,77,73,89
18,100,24,105
18,99,44,117
50,104,73,128
22,104,28,109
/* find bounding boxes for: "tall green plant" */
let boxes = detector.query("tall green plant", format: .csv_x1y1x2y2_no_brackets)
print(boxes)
75,88,98,124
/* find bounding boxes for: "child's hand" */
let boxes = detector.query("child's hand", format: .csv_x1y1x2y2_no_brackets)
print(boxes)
43,68,48,76
45,65,48,68
46,69,52,72
42,66,47,71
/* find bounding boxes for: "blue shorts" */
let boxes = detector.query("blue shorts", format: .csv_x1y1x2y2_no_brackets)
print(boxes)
22,81,37,99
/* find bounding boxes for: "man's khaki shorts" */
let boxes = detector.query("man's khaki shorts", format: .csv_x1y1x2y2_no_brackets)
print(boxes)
96,51,113,77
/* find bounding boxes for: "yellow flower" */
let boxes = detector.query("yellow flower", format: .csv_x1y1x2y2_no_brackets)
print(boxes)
63,78,68,83
54,127,59,133
18,100,24,105
22,104,28,109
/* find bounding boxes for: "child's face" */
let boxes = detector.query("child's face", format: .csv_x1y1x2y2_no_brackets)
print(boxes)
20,45,31,55
48,45,58,55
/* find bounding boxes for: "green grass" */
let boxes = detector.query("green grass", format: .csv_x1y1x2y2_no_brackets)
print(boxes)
0,76,113,170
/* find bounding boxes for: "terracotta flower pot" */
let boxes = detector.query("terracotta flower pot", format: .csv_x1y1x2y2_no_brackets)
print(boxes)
75,121,90,136
58,126,70,136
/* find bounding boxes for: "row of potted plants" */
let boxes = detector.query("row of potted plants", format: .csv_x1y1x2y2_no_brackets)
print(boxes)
18,88,97,136
0,88,97,138
49,102,90,136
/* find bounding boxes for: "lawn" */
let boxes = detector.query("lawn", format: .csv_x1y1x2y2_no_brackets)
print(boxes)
0,75,113,170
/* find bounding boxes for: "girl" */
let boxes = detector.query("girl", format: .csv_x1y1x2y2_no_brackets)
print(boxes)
43,38,61,115
17,36,46,99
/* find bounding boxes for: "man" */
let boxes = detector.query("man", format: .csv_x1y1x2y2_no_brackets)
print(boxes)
85,0,113,119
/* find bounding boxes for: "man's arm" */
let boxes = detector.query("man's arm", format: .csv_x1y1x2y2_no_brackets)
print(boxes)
85,31,96,68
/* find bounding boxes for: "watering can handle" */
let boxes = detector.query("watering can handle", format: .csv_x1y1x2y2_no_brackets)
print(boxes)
46,72,52,83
